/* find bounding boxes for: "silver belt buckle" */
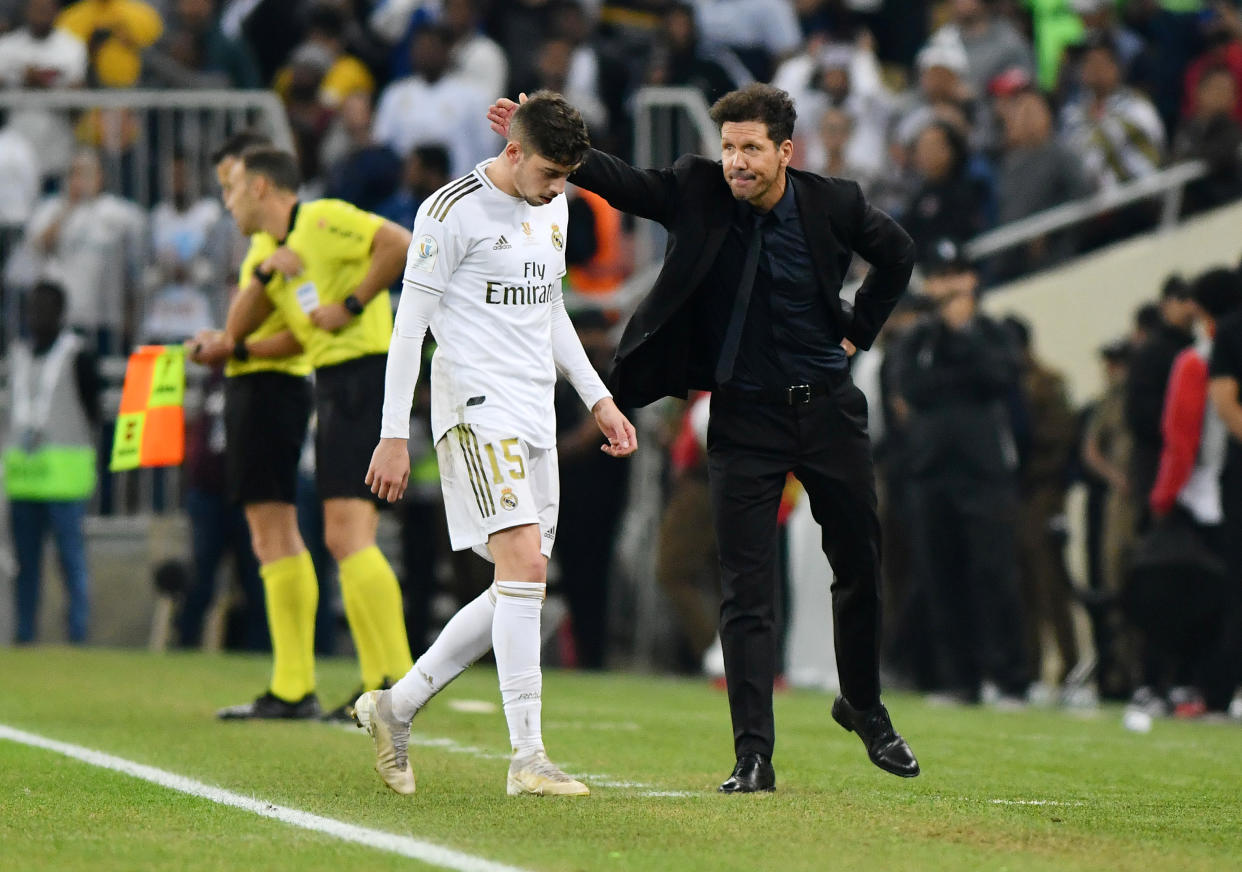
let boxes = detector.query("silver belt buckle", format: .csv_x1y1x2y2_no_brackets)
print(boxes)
786,385,812,405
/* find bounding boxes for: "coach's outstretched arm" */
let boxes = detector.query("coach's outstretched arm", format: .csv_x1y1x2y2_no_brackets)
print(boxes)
367,287,439,503
488,94,676,225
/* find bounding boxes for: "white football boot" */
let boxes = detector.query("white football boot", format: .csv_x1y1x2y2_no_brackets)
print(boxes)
352,689,415,795
506,749,589,797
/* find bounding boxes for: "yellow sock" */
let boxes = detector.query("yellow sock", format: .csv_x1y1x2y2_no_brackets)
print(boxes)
260,551,318,702
338,545,413,690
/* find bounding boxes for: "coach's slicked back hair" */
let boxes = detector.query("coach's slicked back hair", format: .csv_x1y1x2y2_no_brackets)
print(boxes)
709,84,797,145
211,130,271,165
240,146,301,192
510,90,591,168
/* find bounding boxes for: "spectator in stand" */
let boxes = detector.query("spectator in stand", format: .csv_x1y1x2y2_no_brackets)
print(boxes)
0,109,37,232
1005,315,1080,692
930,0,1034,98
781,36,891,181
274,4,374,109
3,280,99,644
372,24,494,176
1181,1,1242,124
806,107,875,193
1060,35,1165,192
277,44,334,190
693,0,803,82
56,0,162,87
894,36,974,150
532,36,609,135
891,241,1029,705
443,0,508,99
1071,0,1146,81
22,148,146,355
0,0,87,188
995,90,1092,279
142,0,261,89
900,120,988,264
321,92,402,214
1126,274,1198,533
142,153,220,344
647,2,741,107
377,144,450,231
1173,64,1242,215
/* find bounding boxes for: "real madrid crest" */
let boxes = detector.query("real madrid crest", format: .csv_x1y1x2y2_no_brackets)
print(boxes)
500,487,519,511
550,224,564,251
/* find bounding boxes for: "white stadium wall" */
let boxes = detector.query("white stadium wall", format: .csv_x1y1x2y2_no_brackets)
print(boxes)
980,200,1242,407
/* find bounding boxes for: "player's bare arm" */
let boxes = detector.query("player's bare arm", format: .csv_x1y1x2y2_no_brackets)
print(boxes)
592,397,637,457
310,221,413,331
366,437,411,503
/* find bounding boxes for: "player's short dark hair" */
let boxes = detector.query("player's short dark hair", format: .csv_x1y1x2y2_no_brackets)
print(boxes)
510,90,591,169
211,130,271,165
1191,267,1241,318
240,146,300,192
709,83,797,145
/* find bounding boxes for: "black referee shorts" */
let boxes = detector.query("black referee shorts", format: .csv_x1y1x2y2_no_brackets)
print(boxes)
224,371,312,506
314,353,387,502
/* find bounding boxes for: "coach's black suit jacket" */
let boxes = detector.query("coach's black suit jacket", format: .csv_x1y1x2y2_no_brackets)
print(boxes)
569,148,915,407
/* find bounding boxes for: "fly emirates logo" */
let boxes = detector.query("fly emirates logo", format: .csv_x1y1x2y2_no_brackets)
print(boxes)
485,261,558,306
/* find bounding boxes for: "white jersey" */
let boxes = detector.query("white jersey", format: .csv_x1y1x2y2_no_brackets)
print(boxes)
399,160,602,448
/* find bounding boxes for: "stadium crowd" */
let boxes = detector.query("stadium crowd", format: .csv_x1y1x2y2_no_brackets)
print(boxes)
3,0,1242,726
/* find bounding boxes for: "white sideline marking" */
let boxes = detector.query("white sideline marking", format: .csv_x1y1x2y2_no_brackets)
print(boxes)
0,723,532,872
989,799,1085,807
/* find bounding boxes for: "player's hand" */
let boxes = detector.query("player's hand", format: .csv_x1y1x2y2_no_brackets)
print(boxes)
487,92,527,138
261,246,303,278
187,329,230,365
310,302,352,331
592,397,638,458
841,338,857,357
366,437,411,503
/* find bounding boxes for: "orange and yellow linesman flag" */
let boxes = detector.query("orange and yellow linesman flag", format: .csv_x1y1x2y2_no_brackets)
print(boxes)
109,345,186,471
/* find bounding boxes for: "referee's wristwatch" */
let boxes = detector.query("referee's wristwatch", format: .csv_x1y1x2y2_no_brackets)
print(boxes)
343,294,365,317
232,338,250,362
252,265,275,285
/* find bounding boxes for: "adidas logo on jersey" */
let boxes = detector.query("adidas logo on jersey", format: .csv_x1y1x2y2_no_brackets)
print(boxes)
492,235,512,250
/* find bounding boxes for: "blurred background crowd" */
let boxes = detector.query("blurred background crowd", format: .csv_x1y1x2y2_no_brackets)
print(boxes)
3,0,1242,727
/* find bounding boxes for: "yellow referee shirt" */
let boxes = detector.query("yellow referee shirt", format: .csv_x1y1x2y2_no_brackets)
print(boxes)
264,199,392,370
225,232,312,379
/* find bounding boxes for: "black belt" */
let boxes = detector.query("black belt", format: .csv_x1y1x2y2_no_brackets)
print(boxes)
714,379,843,406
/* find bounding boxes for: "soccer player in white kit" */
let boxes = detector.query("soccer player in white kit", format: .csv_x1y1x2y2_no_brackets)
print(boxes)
356,92,638,797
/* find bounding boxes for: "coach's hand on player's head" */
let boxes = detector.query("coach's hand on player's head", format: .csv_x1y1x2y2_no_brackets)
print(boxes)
309,302,352,332
366,438,411,503
486,92,528,139
261,246,303,278
592,397,638,458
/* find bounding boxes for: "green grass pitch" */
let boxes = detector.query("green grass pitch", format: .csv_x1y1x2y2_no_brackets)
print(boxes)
0,647,1239,871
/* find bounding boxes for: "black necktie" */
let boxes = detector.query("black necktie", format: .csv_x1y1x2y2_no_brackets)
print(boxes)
715,216,765,386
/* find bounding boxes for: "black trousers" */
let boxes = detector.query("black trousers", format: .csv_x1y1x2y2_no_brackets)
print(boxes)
707,381,881,759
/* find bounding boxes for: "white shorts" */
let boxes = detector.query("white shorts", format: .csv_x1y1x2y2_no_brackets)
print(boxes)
436,424,559,563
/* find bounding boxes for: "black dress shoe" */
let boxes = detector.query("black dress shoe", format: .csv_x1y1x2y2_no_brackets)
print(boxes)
718,753,775,793
831,696,920,778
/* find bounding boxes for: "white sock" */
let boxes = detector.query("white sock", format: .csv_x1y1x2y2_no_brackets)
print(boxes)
389,584,498,723
493,580,546,757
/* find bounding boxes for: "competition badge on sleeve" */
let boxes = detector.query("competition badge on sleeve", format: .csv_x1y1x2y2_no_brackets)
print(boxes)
109,345,187,471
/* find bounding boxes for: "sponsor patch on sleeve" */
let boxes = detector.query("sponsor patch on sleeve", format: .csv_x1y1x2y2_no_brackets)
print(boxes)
410,234,439,272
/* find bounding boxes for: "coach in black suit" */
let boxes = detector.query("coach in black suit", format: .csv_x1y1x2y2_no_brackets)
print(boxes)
491,84,919,791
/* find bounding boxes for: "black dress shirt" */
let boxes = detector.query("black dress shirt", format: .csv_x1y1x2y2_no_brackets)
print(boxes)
694,181,847,391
